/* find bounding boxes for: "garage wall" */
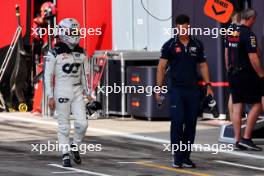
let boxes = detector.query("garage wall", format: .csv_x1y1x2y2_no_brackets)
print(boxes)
112,0,172,51
112,0,133,50
0,0,28,48
252,1,264,64
57,0,112,56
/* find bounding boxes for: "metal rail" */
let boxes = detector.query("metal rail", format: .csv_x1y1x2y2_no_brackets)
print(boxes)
0,27,22,81
0,27,22,111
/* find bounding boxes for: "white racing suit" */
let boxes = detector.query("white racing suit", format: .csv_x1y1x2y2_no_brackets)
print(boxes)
44,42,90,154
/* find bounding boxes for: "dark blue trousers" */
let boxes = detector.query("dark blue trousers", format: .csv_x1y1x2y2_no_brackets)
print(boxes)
170,86,201,160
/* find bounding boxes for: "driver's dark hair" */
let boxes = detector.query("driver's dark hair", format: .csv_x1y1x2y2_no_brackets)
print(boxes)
175,14,190,25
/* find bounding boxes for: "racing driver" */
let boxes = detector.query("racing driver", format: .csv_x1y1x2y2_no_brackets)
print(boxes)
44,18,91,167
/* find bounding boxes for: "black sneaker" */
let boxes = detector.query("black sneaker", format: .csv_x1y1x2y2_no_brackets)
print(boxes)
71,144,82,164
239,138,263,151
172,156,182,168
182,158,196,168
62,153,72,167
234,141,247,150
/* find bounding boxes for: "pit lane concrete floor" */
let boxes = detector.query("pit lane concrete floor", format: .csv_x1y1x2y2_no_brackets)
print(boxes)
0,112,264,176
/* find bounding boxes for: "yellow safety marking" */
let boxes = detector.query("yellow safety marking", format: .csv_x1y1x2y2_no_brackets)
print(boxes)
137,161,211,176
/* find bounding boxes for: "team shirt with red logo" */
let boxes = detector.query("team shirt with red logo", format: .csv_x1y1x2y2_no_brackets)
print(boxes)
160,37,206,87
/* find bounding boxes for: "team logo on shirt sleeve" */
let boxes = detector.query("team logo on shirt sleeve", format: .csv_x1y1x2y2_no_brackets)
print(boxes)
250,36,257,47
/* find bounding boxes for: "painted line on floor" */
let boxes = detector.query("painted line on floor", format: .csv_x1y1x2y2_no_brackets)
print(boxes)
117,161,139,164
136,161,210,176
219,150,264,160
2,114,264,161
52,171,79,174
48,163,112,176
215,160,264,171
117,161,153,164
